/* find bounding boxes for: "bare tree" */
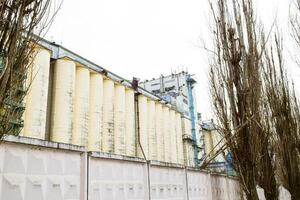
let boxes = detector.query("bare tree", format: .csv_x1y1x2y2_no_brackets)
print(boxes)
290,0,300,68
263,36,300,200
0,0,60,137
208,0,278,199
291,0,300,51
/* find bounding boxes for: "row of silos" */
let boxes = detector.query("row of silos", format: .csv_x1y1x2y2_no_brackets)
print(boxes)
22,48,193,166
137,96,184,164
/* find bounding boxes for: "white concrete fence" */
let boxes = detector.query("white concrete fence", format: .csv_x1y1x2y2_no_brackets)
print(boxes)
0,135,290,200
0,135,242,200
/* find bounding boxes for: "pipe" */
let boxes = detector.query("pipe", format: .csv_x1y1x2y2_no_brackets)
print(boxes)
135,93,151,199
135,93,147,160
186,74,198,167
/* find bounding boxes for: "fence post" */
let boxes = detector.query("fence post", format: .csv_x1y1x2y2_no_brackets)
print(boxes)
80,150,88,200
184,167,190,200
146,161,151,200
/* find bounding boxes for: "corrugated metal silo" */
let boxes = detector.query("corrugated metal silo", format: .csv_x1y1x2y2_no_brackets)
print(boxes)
50,59,76,144
102,79,115,153
125,89,135,157
155,103,164,161
114,84,126,155
72,66,90,146
147,99,156,160
23,48,51,139
88,73,103,151
137,95,148,159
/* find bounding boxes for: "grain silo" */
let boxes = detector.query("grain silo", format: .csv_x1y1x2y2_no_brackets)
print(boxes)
175,113,184,164
125,89,136,157
72,66,90,146
155,103,164,162
114,84,126,155
170,110,177,163
88,73,103,151
147,99,156,160
102,79,115,153
137,95,148,159
50,58,76,144
182,118,194,167
23,48,51,139
163,106,171,163
183,118,192,137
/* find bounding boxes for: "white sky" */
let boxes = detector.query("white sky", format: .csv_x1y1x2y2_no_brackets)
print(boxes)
46,0,300,120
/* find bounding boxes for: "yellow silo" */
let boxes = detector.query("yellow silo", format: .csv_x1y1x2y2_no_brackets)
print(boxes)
137,95,148,159
155,103,164,162
88,73,103,151
114,84,126,155
163,106,171,163
23,47,51,139
147,99,156,160
170,110,177,163
72,66,90,146
102,79,115,153
175,113,184,164
50,58,76,144
125,89,136,157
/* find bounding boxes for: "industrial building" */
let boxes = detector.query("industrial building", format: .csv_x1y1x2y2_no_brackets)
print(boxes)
19,38,200,167
140,72,198,118
140,72,200,166
0,39,291,200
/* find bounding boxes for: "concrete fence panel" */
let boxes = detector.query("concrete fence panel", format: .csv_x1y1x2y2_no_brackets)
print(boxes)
0,136,291,200
187,170,213,200
88,152,148,200
0,136,84,200
149,163,187,200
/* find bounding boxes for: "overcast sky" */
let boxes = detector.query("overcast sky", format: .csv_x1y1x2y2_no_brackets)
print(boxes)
46,0,299,120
